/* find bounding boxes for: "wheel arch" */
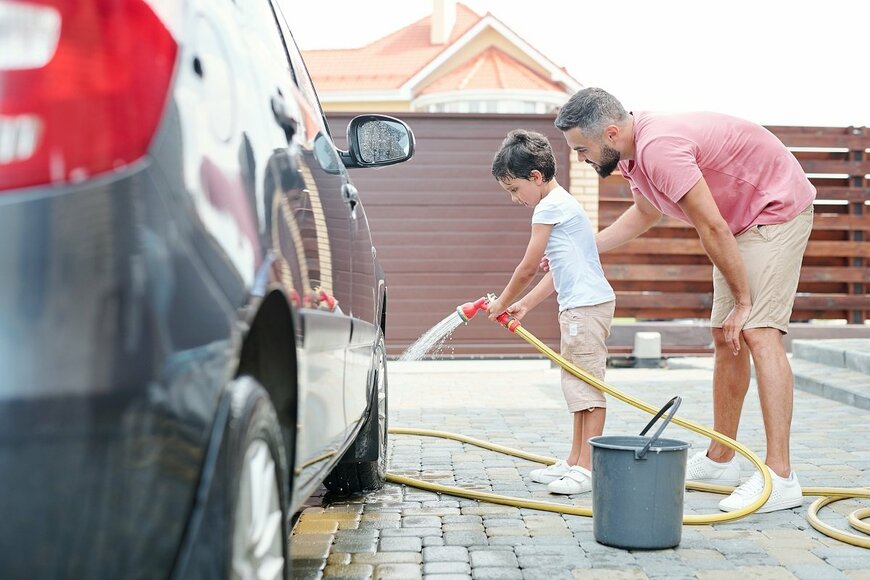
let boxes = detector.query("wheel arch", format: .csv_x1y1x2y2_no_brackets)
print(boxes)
236,289,299,476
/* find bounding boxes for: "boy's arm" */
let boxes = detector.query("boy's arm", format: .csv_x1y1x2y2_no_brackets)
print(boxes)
487,223,552,320
507,272,554,320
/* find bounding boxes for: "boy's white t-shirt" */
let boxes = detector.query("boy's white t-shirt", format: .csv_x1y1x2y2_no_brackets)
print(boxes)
532,186,615,312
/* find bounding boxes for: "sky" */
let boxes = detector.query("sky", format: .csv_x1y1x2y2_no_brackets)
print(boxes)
288,0,870,128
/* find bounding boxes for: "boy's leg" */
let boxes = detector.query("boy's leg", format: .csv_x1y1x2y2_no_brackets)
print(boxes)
577,407,606,470
567,407,606,467
567,411,583,466
559,301,614,467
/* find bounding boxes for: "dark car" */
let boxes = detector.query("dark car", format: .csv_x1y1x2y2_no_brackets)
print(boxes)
0,1,414,578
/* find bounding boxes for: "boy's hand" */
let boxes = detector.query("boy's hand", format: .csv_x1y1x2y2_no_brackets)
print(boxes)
486,298,507,322
539,257,550,272
507,301,528,321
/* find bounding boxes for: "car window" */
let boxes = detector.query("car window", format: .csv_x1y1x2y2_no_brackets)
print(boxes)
270,2,331,136
237,0,293,84
269,2,345,177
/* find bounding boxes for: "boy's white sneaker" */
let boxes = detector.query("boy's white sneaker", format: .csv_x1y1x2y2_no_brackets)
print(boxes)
547,466,592,495
529,460,570,484
718,468,803,513
685,451,741,486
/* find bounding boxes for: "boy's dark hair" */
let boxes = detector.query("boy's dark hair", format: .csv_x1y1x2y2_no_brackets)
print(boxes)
491,129,556,183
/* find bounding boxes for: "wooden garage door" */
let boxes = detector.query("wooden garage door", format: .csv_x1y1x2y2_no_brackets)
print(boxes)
330,112,572,357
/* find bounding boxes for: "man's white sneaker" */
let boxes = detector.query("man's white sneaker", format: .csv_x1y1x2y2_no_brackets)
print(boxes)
529,460,570,484
547,466,592,495
685,451,741,486
718,468,803,513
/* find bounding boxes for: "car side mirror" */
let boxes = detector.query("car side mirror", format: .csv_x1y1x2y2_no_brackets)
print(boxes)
340,115,415,169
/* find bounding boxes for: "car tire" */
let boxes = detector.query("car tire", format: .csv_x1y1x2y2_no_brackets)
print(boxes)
225,378,290,580
323,335,388,493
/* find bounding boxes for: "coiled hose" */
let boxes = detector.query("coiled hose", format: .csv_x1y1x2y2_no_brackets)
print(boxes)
387,317,870,548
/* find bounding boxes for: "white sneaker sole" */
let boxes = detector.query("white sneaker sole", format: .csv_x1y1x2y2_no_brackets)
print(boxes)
719,494,803,513
531,476,560,484
547,481,591,495
530,473,565,484
688,476,741,487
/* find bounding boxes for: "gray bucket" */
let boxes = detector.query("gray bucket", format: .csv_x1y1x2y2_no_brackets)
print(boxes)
588,396,689,550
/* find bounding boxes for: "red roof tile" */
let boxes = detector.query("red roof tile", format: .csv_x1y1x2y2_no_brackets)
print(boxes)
418,46,565,95
304,3,483,91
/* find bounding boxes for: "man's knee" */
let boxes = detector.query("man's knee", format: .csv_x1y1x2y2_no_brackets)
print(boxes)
711,327,747,351
711,327,728,348
742,327,785,354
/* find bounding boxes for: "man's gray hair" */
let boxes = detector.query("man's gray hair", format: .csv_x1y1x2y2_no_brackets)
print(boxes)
554,88,629,136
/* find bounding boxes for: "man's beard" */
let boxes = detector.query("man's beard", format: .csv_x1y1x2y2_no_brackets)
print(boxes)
589,145,620,177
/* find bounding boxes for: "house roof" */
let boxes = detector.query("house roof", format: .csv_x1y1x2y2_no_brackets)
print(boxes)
303,3,580,97
418,46,565,95
303,3,483,92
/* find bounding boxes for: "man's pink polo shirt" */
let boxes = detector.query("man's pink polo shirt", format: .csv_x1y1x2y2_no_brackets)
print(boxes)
617,111,816,235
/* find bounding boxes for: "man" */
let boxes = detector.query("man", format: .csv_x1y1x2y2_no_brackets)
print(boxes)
554,88,815,513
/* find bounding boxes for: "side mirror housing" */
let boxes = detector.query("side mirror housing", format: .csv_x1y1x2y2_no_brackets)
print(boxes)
340,115,415,169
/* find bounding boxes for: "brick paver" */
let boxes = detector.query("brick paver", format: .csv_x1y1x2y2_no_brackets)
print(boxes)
292,359,870,578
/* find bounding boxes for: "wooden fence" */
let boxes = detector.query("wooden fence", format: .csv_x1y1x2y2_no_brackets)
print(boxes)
331,113,869,355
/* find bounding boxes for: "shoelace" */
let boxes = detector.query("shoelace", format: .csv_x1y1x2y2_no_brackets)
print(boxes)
545,461,567,472
686,454,721,478
563,467,591,483
733,472,765,498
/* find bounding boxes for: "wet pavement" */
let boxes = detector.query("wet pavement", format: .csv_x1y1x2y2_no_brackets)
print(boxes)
291,358,870,579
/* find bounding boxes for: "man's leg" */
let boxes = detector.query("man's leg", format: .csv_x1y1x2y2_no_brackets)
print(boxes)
742,327,792,477
707,329,752,462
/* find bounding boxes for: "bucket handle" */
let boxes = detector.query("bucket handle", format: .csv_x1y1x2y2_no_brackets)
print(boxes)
635,396,682,459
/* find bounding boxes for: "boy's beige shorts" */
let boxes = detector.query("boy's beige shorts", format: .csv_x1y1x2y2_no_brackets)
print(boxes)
711,204,814,333
559,300,615,412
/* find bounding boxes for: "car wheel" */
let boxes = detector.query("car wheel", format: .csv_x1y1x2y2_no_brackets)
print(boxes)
324,335,388,493
227,379,289,580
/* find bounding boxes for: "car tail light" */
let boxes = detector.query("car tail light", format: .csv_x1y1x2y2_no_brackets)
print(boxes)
0,0,177,191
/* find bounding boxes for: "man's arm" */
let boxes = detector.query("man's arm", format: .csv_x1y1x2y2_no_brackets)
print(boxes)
596,192,661,253
487,223,551,320
677,176,751,355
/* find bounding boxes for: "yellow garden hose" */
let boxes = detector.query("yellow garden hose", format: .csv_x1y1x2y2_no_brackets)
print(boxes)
387,320,870,548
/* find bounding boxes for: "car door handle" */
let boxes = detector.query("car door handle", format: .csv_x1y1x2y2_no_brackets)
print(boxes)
342,183,359,219
271,94,297,142
342,183,359,205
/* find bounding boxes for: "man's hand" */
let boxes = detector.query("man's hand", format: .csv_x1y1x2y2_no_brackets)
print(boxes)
722,302,751,355
507,301,529,321
539,257,550,272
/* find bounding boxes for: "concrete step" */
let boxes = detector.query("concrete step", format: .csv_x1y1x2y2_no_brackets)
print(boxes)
670,351,870,410
790,357,870,411
791,338,870,374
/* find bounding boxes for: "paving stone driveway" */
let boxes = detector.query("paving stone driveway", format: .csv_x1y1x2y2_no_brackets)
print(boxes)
291,359,870,579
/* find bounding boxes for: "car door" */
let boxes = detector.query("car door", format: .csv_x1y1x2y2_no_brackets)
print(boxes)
238,0,354,471
344,175,380,423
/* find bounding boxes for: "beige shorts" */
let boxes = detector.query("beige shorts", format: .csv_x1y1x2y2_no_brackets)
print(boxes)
711,204,814,333
559,300,615,412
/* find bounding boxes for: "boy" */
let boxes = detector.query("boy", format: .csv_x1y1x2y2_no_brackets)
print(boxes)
486,129,616,495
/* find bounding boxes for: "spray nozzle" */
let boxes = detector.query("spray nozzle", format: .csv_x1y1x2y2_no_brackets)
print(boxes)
456,293,522,333
456,296,490,322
